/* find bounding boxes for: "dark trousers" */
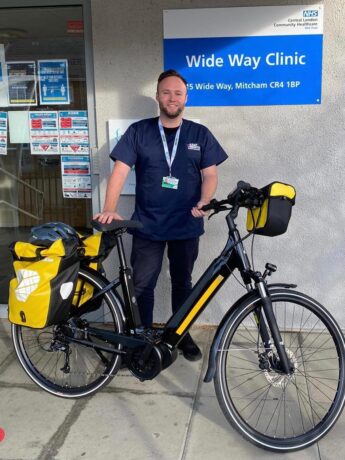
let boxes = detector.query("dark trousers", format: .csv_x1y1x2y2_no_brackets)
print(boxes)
130,236,199,327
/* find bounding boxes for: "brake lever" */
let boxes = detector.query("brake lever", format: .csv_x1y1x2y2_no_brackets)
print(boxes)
207,205,230,220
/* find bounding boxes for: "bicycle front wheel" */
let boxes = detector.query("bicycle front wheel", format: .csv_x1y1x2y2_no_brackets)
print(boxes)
214,289,345,452
12,268,125,398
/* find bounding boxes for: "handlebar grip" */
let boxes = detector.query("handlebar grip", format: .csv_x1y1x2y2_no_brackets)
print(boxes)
201,200,217,212
227,180,252,203
236,180,252,190
200,181,261,213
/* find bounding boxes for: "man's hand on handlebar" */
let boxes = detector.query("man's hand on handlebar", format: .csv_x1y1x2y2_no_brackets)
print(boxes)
93,211,124,224
191,201,209,218
196,182,265,215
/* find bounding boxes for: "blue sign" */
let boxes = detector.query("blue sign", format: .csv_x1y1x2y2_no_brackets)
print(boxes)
164,35,323,106
38,59,70,105
163,6,324,106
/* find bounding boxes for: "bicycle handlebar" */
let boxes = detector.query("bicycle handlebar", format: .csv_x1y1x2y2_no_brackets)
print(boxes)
201,181,265,212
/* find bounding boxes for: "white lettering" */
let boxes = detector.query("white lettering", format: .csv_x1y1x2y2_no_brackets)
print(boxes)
195,83,215,90
185,54,223,68
266,52,306,66
186,55,201,67
228,54,261,70
216,83,232,91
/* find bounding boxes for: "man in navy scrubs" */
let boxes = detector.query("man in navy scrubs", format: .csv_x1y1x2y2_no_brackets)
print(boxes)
95,70,228,361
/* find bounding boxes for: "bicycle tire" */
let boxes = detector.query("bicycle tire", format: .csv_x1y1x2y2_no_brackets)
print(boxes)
214,288,345,452
12,268,125,398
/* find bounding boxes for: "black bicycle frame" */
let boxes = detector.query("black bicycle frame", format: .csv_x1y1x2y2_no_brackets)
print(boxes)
162,216,250,346
75,210,293,374
111,207,252,347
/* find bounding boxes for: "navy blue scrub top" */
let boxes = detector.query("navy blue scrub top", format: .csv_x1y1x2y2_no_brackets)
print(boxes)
110,117,228,241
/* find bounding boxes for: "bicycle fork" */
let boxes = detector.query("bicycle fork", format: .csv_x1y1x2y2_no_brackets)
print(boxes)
254,276,294,374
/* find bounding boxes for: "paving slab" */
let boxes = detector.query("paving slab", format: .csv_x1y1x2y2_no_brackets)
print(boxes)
0,387,75,460
0,357,30,387
56,391,194,460
0,318,11,337
0,323,213,395
1,320,345,460
318,408,345,460
182,395,320,460
0,320,12,364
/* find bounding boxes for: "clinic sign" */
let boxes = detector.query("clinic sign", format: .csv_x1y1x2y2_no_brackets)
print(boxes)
163,5,323,106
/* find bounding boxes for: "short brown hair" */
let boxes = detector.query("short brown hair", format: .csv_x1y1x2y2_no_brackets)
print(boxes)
157,69,187,90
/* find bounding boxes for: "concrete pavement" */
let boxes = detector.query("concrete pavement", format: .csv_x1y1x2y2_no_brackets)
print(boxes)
0,321,344,460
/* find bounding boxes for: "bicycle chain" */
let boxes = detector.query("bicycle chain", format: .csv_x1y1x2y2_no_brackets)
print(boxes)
51,324,164,378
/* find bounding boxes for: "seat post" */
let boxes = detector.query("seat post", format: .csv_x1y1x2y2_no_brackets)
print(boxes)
115,232,142,328
115,233,128,269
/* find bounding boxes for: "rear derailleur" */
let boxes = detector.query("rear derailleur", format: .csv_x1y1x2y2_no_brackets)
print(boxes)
45,328,72,374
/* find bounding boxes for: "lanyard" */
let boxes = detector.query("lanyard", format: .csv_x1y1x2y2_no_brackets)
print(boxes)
158,119,182,176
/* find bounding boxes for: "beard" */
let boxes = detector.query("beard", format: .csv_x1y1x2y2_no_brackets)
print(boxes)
159,103,183,119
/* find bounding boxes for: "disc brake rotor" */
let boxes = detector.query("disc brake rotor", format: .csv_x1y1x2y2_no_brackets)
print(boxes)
264,348,298,388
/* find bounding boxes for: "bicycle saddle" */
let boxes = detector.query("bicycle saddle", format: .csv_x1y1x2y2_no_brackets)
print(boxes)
91,219,143,232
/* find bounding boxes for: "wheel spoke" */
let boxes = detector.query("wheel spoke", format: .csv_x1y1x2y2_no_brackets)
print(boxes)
215,292,345,448
13,269,123,397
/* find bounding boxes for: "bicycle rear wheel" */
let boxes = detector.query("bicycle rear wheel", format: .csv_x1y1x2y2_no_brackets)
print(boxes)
214,289,345,452
12,268,124,398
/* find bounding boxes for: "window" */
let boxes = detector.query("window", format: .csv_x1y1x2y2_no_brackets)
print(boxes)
0,4,92,304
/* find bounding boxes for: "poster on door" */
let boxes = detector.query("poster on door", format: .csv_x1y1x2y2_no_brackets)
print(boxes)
59,110,89,154
29,111,59,155
7,61,37,106
0,44,8,107
0,112,7,155
38,59,70,105
61,154,91,198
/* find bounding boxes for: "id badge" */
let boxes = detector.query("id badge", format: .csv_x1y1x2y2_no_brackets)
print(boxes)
162,176,179,190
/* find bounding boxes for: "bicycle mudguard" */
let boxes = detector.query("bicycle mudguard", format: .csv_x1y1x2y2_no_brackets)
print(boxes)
203,284,296,383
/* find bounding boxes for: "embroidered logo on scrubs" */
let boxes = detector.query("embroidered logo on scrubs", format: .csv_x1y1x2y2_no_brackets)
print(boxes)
187,143,200,151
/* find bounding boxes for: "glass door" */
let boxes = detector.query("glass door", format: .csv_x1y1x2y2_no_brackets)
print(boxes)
0,4,93,304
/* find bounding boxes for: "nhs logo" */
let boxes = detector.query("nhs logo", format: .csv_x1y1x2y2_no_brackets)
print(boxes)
303,10,318,18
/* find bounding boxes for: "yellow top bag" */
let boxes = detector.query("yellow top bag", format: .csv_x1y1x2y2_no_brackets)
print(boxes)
246,182,296,237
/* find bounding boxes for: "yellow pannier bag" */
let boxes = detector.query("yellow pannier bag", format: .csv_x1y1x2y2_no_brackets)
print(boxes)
8,239,79,328
72,232,117,308
246,182,296,237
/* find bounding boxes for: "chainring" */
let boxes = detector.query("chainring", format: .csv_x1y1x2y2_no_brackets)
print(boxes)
127,345,162,380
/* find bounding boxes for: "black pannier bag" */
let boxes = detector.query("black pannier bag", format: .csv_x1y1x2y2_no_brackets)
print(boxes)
246,182,296,237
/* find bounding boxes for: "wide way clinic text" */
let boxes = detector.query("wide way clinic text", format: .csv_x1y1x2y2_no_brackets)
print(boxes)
185,51,306,91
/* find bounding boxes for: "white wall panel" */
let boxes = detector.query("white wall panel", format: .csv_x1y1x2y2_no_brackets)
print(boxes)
91,1,345,327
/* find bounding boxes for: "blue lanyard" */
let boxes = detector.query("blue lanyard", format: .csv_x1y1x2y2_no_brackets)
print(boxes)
158,119,182,177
